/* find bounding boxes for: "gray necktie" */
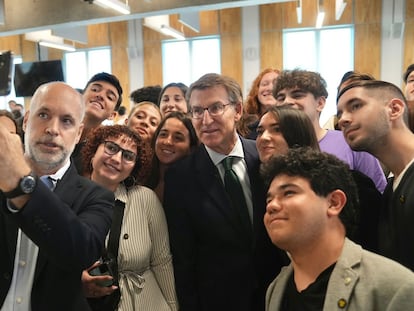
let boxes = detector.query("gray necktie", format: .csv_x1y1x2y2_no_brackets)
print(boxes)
40,176,55,191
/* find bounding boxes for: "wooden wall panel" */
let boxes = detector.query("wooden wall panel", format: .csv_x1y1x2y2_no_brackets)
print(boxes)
354,23,381,78
143,10,223,85
143,27,163,86
260,30,282,71
259,0,380,78
0,35,21,55
262,0,353,30
260,3,283,30
260,3,283,70
259,0,353,73
219,8,242,86
404,0,414,70
47,48,63,61
109,21,129,109
284,1,316,28
354,0,381,24
170,10,219,37
404,21,414,70
87,23,110,47
21,39,37,107
323,0,352,25
353,0,381,77
1,0,411,101
199,10,220,35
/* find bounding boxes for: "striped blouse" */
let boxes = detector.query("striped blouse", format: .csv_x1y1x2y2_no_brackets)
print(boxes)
114,184,178,311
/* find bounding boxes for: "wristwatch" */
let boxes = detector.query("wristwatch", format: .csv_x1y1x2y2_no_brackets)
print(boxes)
3,172,37,199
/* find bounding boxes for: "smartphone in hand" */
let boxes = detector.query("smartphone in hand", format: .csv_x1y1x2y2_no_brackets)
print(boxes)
88,260,114,287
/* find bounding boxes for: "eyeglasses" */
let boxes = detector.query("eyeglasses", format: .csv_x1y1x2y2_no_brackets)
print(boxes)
190,103,232,119
103,141,137,163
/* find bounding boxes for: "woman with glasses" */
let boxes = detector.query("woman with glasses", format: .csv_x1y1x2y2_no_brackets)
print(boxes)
81,125,178,311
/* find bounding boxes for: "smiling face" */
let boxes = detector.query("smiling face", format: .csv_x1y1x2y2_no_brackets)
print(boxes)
83,81,119,124
160,86,188,117
256,112,289,163
264,174,329,251
274,88,325,124
126,103,162,142
190,85,241,154
155,117,191,165
90,134,137,191
23,82,84,174
257,71,278,112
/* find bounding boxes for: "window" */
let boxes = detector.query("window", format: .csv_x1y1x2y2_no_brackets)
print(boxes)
0,55,23,110
162,36,221,86
283,26,354,126
64,48,111,90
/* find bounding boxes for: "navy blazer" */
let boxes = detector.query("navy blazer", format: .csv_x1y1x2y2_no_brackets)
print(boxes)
0,164,113,311
164,137,288,311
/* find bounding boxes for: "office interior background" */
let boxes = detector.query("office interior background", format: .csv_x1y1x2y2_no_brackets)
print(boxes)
0,0,412,125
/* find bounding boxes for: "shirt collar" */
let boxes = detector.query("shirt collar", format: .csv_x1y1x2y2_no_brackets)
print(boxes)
47,160,71,181
205,134,244,166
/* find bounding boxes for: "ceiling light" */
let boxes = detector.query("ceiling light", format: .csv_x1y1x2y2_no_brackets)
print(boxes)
39,40,76,52
93,0,130,15
296,0,302,24
316,0,325,28
335,0,347,20
160,25,185,40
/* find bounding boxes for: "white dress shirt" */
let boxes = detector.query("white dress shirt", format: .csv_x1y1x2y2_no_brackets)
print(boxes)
205,135,253,222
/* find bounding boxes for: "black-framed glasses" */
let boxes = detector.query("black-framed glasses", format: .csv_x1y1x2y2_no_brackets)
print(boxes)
190,103,232,119
103,141,137,163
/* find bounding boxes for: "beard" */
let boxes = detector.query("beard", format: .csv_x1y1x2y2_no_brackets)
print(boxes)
347,113,390,155
25,139,74,173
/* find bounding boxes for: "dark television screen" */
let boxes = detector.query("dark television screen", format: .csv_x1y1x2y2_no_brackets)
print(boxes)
0,51,13,96
14,60,64,97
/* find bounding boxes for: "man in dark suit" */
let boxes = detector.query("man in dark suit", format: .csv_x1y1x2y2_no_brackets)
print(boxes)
164,73,287,311
0,82,113,310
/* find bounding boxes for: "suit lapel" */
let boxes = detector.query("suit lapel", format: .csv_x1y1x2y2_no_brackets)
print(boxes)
53,164,82,208
34,164,81,280
0,209,19,272
194,144,255,245
267,265,293,309
241,138,264,237
324,239,361,310
194,146,233,214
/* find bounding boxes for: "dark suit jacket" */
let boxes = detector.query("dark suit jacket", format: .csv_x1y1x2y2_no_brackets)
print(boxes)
379,162,414,271
164,137,288,311
0,163,114,311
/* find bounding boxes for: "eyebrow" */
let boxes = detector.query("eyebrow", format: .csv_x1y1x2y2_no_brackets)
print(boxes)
278,183,298,190
291,89,307,95
257,121,278,129
91,83,117,97
266,182,298,198
339,97,360,110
